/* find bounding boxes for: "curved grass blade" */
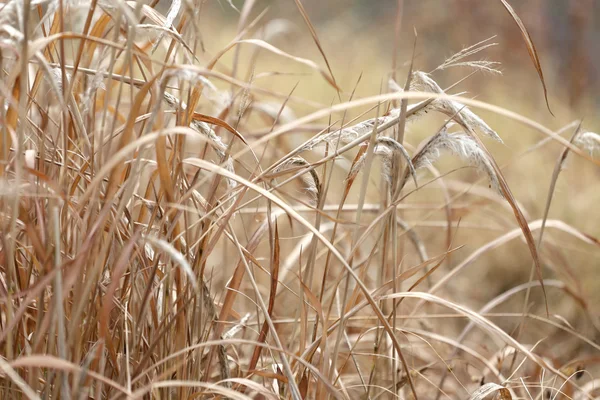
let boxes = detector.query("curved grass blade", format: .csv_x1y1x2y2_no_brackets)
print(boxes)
499,0,553,116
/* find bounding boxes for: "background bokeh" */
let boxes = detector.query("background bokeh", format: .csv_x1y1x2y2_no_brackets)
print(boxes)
197,0,600,115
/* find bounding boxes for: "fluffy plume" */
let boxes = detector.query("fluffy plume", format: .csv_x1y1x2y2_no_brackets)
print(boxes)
438,60,501,74
82,65,107,115
47,67,71,96
302,81,444,154
303,109,401,151
575,131,600,156
272,157,320,204
433,36,501,74
163,91,237,190
304,70,502,157
412,71,503,143
388,78,403,93
0,1,23,43
348,137,417,188
412,126,501,195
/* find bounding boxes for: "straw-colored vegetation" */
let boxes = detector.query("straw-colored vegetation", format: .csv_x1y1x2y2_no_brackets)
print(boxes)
0,0,599,399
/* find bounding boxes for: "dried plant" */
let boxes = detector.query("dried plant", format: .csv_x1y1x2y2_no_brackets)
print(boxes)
163,91,237,190
433,36,502,74
575,131,600,156
412,71,504,142
410,125,502,195
271,156,321,203
0,1,598,400
302,109,403,151
348,136,417,188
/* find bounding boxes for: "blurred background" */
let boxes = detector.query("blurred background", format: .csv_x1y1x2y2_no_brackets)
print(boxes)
293,0,599,108
201,0,600,114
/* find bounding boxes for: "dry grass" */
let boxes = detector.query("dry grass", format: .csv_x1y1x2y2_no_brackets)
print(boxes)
0,1,599,399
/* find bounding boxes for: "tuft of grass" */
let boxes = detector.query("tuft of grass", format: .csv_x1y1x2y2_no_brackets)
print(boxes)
0,1,599,399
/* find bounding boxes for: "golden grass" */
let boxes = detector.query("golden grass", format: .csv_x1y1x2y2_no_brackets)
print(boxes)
0,1,599,399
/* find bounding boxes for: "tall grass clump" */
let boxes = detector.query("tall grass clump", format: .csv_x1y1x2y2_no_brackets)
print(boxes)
0,0,599,399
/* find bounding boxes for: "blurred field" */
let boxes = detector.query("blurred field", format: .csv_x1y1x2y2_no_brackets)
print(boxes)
1,0,599,399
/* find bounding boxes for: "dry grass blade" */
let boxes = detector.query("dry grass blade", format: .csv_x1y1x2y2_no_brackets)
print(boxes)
247,220,281,374
225,222,302,399
205,213,273,383
2,76,19,175
98,233,140,375
393,28,416,150
511,123,583,369
191,112,249,146
10,356,130,396
466,129,549,315
292,0,340,96
104,77,158,201
239,38,339,90
152,0,181,51
499,0,553,115
0,357,40,400
540,124,583,251
130,380,254,399
215,38,340,90
468,382,511,400
142,234,199,292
